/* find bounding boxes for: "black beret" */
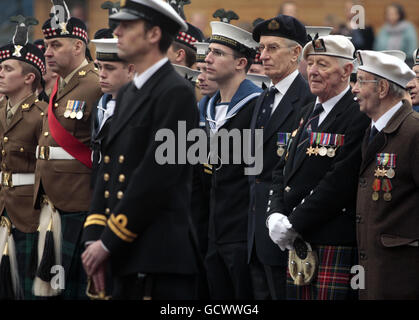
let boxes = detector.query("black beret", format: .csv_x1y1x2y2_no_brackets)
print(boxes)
252,14,308,47
42,17,89,44
175,23,204,51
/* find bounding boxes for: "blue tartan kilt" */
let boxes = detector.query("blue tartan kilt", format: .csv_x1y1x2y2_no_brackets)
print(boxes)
286,245,359,300
9,210,89,300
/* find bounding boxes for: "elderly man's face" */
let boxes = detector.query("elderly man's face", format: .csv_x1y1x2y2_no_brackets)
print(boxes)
407,65,419,105
306,55,349,102
351,70,380,118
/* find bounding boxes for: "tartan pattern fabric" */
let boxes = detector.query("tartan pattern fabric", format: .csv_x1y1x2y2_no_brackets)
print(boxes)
25,52,46,75
4,210,88,300
286,245,358,300
72,27,89,43
177,31,197,47
0,49,11,59
42,27,58,38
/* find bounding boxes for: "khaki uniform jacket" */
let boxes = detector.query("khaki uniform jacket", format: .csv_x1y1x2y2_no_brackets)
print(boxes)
357,101,419,299
0,94,46,232
34,62,102,212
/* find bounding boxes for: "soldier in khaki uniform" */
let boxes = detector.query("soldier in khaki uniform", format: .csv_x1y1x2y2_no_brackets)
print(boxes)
31,1,101,299
0,17,48,299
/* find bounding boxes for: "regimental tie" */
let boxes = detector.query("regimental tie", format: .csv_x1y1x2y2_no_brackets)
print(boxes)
369,125,379,144
292,103,324,167
256,86,278,129
6,106,13,126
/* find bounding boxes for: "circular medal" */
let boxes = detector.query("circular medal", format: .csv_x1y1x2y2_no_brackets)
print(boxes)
386,168,395,179
63,110,71,118
76,111,83,120
372,191,379,201
327,147,335,158
318,146,327,157
277,147,285,157
70,111,77,119
383,192,392,201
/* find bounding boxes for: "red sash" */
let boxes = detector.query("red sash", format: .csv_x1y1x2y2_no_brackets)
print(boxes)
48,77,92,168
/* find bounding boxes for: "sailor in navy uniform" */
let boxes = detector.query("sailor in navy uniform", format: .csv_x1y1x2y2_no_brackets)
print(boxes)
203,18,262,299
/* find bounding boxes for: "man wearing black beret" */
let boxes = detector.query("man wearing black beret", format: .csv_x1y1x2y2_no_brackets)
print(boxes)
248,15,314,299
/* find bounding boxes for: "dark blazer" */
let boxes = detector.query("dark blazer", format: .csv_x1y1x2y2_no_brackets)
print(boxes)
268,88,370,245
82,61,199,276
247,73,314,265
357,101,419,299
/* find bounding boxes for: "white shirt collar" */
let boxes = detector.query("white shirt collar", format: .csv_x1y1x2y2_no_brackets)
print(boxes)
372,101,403,132
133,57,168,90
315,85,351,115
270,69,299,96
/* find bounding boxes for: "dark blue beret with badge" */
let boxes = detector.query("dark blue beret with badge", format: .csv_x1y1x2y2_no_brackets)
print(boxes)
252,14,308,47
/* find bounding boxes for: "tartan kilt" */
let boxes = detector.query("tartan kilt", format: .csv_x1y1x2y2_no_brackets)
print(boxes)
8,210,88,300
286,245,358,300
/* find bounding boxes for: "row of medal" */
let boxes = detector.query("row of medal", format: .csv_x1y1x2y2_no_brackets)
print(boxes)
63,100,86,120
277,132,291,157
372,153,396,201
306,132,345,157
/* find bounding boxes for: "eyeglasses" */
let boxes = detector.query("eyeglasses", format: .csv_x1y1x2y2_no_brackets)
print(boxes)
356,79,379,87
206,47,237,58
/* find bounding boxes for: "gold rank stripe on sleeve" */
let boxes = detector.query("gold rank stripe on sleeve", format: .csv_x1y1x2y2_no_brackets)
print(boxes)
84,214,107,228
107,214,138,243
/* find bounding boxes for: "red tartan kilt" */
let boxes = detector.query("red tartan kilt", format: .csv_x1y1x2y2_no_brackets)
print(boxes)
286,245,358,300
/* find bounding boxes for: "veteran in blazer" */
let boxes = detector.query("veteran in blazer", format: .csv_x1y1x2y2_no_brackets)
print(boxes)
0,30,48,299
266,35,370,300
247,15,315,300
353,50,419,299
81,0,199,300
31,5,101,298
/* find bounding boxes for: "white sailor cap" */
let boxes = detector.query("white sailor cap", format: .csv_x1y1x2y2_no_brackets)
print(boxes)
305,26,332,41
356,50,415,88
246,73,270,89
413,48,419,66
110,0,187,35
92,38,122,61
303,35,355,61
173,64,201,83
209,21,258,58
195,41,209,63
381,50,406,61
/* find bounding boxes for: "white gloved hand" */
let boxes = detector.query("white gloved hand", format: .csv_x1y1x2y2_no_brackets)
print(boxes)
267,213,298,251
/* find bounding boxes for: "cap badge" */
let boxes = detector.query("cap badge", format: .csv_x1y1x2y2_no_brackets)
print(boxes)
59,21,70,35
12,45,23,57
268,20,280,31
356,51,363,66
313,39,326,52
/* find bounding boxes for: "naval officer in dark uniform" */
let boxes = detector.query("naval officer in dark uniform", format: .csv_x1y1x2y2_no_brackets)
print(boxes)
81,0,199,300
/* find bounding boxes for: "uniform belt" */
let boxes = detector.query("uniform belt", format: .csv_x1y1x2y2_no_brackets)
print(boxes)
0,172,35,187
36,146,75,160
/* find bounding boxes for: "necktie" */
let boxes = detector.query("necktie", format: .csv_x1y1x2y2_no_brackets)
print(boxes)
6,107,13,126
256,86,278,129
369,125,379,144
293,103,324,168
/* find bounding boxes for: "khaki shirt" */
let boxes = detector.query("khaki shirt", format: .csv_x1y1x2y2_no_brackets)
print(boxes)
59,59,89,90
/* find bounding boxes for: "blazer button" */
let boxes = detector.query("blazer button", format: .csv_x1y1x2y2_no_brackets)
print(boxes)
54,103,59,108
119,155,125,163
118,174,125,183
44,132,49,137
1,150,5,156
20,147,24,152
105,208,110,215
117,191,124,199
104,155,110,164
104,173,110,181
285,186,291,192
3,137,8,143
104,190,110,199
